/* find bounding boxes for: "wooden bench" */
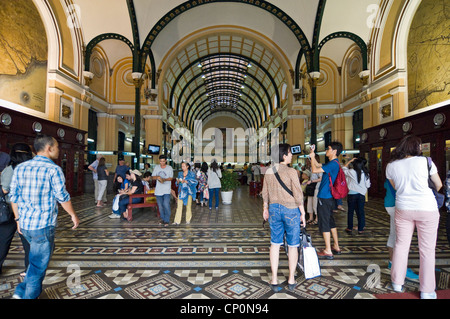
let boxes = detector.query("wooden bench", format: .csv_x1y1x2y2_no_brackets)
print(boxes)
126,192,159,221
249,181,262,197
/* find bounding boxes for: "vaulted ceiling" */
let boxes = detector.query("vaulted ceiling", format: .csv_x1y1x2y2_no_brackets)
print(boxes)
75,0,380,130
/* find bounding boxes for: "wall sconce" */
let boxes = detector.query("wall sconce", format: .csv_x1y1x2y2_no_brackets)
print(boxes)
144,88,157,101
83,71,94,87
293,88,307,101
359,70,370,86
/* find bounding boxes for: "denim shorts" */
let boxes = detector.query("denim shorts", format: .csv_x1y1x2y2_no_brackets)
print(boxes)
269,203,301,247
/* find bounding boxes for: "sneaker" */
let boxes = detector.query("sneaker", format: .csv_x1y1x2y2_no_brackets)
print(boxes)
391,282,403,292
420,291,437,299
108,213,120,219
406,268,419,280
11,294,21,299
388,262,419,280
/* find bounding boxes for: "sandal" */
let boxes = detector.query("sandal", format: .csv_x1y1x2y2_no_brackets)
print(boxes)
287,282,297,291
269,282,280,293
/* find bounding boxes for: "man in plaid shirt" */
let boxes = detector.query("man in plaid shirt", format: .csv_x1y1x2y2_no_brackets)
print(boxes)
9,135,79,299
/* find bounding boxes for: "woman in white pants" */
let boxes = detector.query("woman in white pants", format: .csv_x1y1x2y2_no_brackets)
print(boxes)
96,157,109,207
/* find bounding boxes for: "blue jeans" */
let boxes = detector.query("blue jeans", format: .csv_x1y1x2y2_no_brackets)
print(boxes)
347,193,366,231
268,203,301,247
14,226,55,299
118,195,143,215
209,188,220,209
156,194,172,223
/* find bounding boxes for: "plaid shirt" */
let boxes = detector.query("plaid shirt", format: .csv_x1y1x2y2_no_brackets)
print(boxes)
9,155,71,230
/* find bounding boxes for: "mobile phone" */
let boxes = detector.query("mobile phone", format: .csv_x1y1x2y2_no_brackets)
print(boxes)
310,144,315,152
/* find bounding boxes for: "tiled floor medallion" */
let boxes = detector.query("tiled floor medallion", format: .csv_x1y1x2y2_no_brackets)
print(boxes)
205,274,269,299
291,277,352,299
44,274,111,299
125,274,190,299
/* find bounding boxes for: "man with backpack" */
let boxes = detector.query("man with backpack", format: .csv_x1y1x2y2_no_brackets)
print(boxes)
309,141,346,260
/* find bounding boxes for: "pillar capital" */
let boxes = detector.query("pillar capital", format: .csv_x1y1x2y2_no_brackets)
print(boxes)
308,71,321,87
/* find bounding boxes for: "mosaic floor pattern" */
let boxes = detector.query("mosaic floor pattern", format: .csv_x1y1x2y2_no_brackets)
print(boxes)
1,186,449,301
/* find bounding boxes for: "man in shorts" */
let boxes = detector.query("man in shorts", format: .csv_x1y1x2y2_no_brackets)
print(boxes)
309,142,343,260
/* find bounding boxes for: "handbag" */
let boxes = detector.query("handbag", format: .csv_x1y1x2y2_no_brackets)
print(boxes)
426,157,444,209
305,182,317,197
0,192,13,224
298,227,321,279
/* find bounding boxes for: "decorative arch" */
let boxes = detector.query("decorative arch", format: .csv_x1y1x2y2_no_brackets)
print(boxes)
84,33,134,71
140,0,312,72
317,31,368,71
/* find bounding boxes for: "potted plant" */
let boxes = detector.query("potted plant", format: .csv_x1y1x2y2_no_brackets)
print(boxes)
220,170,240,204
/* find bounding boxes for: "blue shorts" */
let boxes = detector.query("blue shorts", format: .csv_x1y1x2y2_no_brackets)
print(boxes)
269,203,301,247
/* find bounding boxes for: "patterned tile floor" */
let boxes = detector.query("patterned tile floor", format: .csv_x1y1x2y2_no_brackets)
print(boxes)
1,186,449,301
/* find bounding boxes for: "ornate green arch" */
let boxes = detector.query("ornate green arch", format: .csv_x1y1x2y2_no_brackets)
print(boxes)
317,31,368,70
140,0,312,71
84,33,134,71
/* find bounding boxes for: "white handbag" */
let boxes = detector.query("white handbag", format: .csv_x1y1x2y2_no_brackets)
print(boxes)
299,229,321,279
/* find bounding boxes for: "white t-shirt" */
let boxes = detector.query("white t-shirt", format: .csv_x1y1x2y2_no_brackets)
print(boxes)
207,168,222,189
152,164,173,196
385,156,438,211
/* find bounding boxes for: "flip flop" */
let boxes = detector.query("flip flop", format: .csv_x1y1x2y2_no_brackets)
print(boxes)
287,283,297,291
269,283,280,293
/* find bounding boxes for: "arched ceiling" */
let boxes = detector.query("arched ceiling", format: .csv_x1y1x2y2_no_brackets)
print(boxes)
162,32,288,131
73,0,382,131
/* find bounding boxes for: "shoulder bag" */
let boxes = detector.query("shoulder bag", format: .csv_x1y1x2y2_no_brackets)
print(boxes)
0,192,13,224
427,157,444,209
272,165,294,197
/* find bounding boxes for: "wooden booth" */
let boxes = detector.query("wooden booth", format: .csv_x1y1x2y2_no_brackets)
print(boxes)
358,105,450,198
0,106,87,196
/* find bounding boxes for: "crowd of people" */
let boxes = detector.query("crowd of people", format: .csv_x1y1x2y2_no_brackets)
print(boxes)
0,134,449,299
90,154,227,226
263,136,448,299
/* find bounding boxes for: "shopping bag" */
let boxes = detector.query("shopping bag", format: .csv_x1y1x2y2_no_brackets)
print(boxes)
298,228,321,279
203,188,209,200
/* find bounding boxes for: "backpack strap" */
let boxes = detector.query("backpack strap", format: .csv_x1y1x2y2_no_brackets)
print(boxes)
272,165,294,197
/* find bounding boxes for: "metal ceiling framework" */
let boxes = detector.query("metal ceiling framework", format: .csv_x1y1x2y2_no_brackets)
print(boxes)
166,43,284,131
171,54,273,122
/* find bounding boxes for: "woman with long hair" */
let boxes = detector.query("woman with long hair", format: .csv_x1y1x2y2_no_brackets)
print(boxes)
207,159,222,211
110,170,144,220
305,154,322,225
343,157,371,234
96,157,109,207
173,162,198,225
386,135,442,299
197,162,209,207
0,143,33,277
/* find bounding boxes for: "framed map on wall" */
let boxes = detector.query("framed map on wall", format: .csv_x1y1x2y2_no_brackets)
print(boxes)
407,0,449,113
0,0,48,113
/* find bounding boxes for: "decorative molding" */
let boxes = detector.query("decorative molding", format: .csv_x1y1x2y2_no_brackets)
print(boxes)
143,115,163,120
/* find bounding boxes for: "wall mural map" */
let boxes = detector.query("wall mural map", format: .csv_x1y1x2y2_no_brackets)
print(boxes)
0,0,48,113
407,0,450,112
